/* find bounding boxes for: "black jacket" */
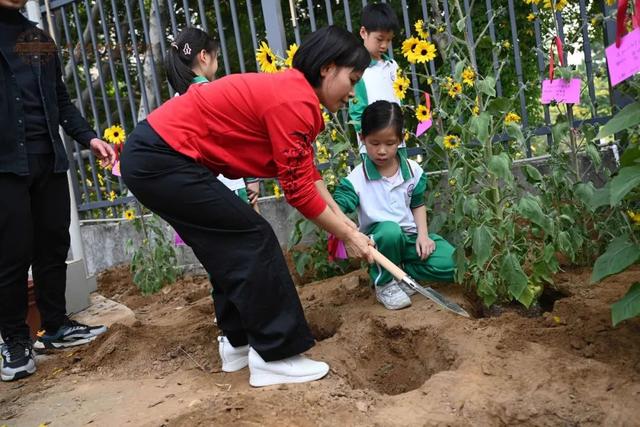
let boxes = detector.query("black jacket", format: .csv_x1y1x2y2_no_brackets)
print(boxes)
0,11,96,175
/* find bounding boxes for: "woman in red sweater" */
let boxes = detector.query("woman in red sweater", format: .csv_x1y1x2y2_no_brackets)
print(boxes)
121,26,373,387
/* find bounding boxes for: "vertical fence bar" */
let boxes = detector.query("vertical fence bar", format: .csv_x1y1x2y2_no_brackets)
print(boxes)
261,0,287,56
110,0,139,122
60,7,91,212
124,0,151,115
151,0,169,63
485,0,503,97
441,0,456,74
343,0,353,32
420,0,437,77
213,0,232,75
555,11,575,130
165,0,179,36
286,0,302,45
71,2,107,217
402,0,420,106
197,0,209,31
462,0,477,70
506,0,529,131
578,0,597,116
246,0,260,70
182,0,192,26
532,3,553,149
306,0,317,32
324,0,334,25
229,0,246,73
136,0,163,104
96,0,127,190
83,0,117,215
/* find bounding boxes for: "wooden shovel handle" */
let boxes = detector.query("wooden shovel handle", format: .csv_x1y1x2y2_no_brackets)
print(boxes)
370,247,407,282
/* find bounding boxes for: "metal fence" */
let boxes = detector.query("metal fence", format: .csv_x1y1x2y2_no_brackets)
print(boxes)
38,0,624,219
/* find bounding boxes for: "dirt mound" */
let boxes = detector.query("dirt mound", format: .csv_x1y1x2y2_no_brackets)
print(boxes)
2,264,640,426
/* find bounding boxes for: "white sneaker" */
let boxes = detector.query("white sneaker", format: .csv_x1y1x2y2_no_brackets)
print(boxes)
248,348,329,387
397,280,417,296
218,336,249,372
375,280,411,310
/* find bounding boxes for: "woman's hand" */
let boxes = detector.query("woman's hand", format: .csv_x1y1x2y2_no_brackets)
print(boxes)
89,138,116,167
343,229,374,263
416,234,435,260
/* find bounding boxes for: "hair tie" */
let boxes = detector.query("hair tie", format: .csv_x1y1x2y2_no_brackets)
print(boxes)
171,42,178,50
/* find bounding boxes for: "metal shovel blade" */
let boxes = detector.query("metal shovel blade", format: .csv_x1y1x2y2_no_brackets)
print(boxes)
400,276,471,318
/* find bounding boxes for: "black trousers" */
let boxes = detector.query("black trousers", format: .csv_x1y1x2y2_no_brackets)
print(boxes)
120,121,315,362
0,154,70,340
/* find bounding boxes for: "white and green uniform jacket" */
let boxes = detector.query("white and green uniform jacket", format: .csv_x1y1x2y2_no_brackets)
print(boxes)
333,152,427,234
348,55,405,154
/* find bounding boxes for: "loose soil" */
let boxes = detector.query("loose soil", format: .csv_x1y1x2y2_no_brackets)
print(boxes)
1,264,639,426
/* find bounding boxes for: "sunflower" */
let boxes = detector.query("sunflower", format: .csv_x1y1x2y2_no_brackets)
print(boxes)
322,111,331,124
103,124,126,145
527,13,536,22
316,142,330,163
284,43,298,68
124,209,135,221
415,105,431,122
256,41,278,73
330,129,338,141
273,184,282,199
414,20,429,39
627,210,640,225
502,40,511,49
542,0,567,10
472,97,480,116
461,67,475,87
504,112,521,124
401,37,421,63
413,39,437,63
393,72,411,100
523,0,540,4
443,135,461,150
108,190,116,202
448,82,462,98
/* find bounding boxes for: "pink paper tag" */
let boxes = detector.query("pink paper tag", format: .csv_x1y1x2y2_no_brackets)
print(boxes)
541,78,581,104
174,232,185,246
416,119,433,137
606,28,640,87
112,160,121,177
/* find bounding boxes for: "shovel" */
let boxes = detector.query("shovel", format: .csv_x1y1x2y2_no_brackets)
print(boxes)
370,247,470,318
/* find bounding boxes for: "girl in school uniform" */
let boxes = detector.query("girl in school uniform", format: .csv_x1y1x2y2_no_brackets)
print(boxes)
121,26,373,387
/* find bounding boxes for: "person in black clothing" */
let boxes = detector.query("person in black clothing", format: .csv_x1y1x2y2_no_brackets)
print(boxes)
0,0,117,382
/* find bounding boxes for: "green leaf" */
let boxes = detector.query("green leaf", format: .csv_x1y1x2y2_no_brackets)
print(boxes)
505,123,524,144
574,182,595,206
469,113,491,142
477,77,496,97
501,253,528,300
456,18,466,33
522,164,543,183
585,143,602,169
454,59,466,79
591,236,640,283
612,282,640,326
589,184,612,211
620,144,640,168
472,225,493,268
610,165,640,205
595,101,640,139
294,252,311,276
557,231,575,262
488,153,513,182
486,97,510,115
517,195,553,234
477,272,498,307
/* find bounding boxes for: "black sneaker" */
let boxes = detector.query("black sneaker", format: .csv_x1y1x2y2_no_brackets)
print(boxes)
1,337,36,381
33,319,107,350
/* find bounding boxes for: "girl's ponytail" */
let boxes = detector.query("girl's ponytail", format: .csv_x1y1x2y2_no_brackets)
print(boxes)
165,28,219,95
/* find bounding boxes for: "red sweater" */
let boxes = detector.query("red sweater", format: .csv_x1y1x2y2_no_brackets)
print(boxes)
146,69,327,218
